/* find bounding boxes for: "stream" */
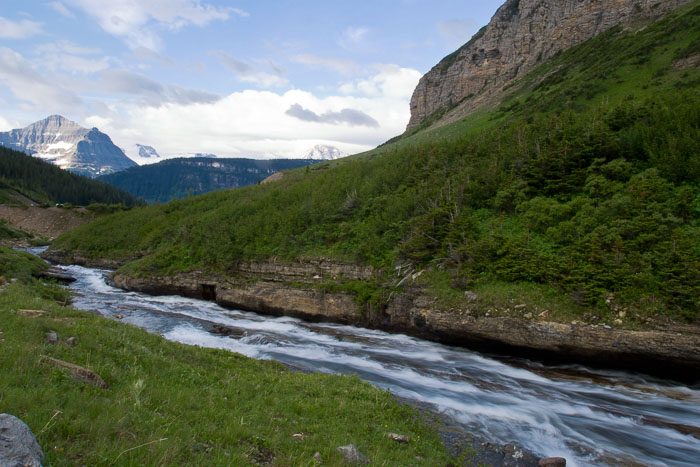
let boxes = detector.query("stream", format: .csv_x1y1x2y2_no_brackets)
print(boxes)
47,260,700,466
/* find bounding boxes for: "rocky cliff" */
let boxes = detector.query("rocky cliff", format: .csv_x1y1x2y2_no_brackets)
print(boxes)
407,0,692,129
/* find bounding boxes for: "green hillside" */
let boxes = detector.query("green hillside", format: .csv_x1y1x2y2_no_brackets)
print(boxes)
98,157,320,204
51,2,700,323
0,146,144,207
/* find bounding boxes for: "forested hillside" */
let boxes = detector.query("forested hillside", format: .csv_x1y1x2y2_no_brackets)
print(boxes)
0,146,144,206
51,2,699,323
98,157,319,204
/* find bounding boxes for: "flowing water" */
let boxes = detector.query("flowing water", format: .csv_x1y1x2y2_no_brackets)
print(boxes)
51,261,700,466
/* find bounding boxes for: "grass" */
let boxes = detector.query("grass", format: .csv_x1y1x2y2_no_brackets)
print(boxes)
0,276,454,465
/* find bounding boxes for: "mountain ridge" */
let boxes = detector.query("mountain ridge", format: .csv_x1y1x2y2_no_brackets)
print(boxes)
407,0,694,130
0,115,137,177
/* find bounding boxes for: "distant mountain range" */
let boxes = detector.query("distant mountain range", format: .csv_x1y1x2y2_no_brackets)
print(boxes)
0,115,137,177
98,157,321,204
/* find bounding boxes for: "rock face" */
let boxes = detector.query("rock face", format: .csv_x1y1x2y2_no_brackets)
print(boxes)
0,413,44,467
0,115,136,177
136,144,161,159
407,0,692,130
84,258,700,382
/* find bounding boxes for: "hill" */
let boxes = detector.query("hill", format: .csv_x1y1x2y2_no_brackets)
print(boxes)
49,0,699,338
0,115,137,177
98,157,321,204
0,145,144,207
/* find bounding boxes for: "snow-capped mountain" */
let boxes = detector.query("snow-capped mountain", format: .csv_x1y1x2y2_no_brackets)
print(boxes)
303,145,347,160
136,144,160,159
0,115,136,177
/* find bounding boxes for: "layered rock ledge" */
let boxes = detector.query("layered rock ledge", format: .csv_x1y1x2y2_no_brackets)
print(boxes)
41,249,700,381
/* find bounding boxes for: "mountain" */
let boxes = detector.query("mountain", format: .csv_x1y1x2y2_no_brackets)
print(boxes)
407,0,693,130
98,157,321,204
0,145,143,207
51,0,699,339
136,144,160,159
303,145,346,160
0,115,137,177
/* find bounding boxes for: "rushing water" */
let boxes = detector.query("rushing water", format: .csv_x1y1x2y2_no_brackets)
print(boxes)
49,261,700,466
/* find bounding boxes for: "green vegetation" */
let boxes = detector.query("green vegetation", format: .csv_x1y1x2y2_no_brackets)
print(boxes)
98,157,320,204
0,146,144,207
0,247,47,280
51,3,699,323
0,273,450,465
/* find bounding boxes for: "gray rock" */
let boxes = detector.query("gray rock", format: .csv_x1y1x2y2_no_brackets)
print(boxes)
0,413,44,467
45,331,58,344
337,444,369,465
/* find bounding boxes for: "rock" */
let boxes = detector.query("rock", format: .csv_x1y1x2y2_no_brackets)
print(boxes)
524,312,533,319
337,444,369,465
387,432,410,443
539,457,566,466
515,304,527,310
0,413,45,467
66,337,77,347
614,319,623,325
45,331,58,344
407,0,692,130
115,313,125,319
292,433,306,440
40,356,109,389
17,309,47,317
313,451,323,463
464,291,478,302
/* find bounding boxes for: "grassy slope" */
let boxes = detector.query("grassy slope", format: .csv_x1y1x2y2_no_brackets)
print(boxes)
0,253,451,465
51,2,700,324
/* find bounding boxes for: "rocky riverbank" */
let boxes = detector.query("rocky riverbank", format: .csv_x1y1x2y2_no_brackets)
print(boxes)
41,249,700,382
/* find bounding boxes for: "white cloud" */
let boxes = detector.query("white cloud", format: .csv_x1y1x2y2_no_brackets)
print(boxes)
215,51,288,88
438,19,479,47
291,54,360,76
0,17,43,39
0,115,17,132
0,47,84,112
89,66,421,160
338,26,371,51
47,1,76,19
35,41,111,74
339,65,421,100
64,0,243,51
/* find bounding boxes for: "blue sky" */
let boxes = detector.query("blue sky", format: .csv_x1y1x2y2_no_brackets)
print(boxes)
0,1,503,160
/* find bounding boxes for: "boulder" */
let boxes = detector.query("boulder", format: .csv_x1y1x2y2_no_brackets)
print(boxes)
337,444,369,465
0,413,44,467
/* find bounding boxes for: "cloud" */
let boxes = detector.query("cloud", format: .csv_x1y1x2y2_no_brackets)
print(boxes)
35,41,111,74
86,65,421,160
215,51,288,88
0,47,84,111
286,104,379,128
64,0,244,51
339,26,370,49
98,69,220,105
438,19,480,47
0,16,43,39
291,54,360,76
47,1,76,19
339,65,422,100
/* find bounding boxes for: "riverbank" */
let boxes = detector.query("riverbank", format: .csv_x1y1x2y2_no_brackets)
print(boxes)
42,249,700,382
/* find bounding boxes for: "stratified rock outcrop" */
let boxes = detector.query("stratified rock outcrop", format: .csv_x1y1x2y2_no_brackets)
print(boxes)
407,0,692,130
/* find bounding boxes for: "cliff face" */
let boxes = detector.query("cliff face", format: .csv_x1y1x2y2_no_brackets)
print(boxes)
407,0,692,130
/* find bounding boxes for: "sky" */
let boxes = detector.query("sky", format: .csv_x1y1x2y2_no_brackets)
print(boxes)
0,1,503,161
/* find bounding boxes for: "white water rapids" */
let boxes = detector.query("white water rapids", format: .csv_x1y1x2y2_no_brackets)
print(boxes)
59,263,700,466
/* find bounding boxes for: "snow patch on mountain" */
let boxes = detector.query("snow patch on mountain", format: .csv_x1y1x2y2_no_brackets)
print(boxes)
303,145,347,160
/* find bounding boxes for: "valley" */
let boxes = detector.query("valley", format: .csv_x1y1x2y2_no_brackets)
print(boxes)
1,0,699,465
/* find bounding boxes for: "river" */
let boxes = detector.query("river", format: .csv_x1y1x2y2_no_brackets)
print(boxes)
52,261,700,466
